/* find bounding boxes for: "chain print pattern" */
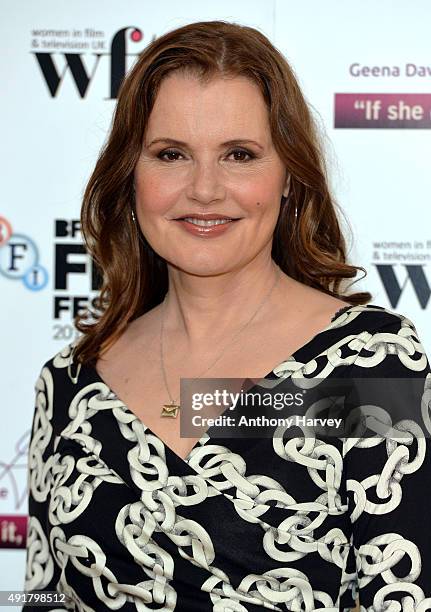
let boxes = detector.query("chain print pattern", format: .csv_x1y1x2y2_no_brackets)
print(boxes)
23,304,431,610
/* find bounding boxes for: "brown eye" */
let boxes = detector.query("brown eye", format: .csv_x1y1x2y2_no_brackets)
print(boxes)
158,149,183,161
229,149,254,162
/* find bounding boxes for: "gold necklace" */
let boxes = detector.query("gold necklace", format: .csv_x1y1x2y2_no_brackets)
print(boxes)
159,267,282,417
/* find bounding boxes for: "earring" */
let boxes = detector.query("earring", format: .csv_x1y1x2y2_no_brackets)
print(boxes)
131,182,136,222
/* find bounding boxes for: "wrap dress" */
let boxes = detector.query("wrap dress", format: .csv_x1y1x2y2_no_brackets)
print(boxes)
23,303,431,610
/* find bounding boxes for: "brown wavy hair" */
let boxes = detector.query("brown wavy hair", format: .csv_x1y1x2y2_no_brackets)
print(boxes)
73,19,372,367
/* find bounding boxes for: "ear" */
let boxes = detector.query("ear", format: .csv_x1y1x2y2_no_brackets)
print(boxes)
282,173,291,198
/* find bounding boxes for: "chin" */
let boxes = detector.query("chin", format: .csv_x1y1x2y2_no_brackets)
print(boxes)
167,259,234,277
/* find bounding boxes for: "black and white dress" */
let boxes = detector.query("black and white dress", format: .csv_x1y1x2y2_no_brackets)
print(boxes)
23,303,431,611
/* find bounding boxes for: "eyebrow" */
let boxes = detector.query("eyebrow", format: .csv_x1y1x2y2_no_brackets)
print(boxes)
146,137,264,150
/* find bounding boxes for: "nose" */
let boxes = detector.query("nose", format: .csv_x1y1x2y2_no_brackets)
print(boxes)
185,158,225,204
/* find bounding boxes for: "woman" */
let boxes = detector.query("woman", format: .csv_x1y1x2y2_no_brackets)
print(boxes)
24,20,431,611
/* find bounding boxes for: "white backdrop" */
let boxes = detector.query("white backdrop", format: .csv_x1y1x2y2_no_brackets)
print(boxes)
1,0,430,602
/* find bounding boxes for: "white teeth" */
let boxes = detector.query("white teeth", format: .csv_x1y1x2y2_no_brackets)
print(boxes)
182,217,233,227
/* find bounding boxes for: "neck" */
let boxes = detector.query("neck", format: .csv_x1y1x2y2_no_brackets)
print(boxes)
161,258,287,344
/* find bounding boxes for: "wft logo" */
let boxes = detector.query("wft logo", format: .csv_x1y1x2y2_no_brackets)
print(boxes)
0,216,48,291
372,240,431,309
31,26,148,99
374,264,431,309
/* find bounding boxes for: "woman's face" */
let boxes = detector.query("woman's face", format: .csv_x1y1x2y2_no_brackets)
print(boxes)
133,72,290,276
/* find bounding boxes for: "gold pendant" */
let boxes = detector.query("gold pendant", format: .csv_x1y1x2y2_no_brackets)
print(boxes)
161,402,180,418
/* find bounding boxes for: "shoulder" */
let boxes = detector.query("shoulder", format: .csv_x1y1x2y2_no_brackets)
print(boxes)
330,302,424,339
33,339,85,414
31,338,100,449
344,303,430,376
35,340,78,383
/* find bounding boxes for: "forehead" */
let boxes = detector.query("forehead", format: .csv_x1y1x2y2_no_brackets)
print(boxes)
145,72,271,142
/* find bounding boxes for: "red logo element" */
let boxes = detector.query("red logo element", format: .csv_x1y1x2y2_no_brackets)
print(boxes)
130,28,142,43
0,216,13,246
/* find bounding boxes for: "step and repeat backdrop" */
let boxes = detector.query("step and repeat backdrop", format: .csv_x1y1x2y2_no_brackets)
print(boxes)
1,0,430,604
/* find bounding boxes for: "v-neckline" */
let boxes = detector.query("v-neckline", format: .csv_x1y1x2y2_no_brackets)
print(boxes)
81,303,368,465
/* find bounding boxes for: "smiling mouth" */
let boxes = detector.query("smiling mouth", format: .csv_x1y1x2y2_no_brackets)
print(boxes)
178,217,238,227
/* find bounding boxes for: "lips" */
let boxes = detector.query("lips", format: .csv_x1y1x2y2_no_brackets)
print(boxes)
173,213,239,237
174,213,240,220
182,218,234,226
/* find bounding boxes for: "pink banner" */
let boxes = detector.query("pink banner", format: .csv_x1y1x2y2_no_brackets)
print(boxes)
0,515,28,549
335,93,431,128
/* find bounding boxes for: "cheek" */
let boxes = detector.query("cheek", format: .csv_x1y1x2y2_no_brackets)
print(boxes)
253,200,280,217
252,199,282,229
240,173,283,207
134,173,171,214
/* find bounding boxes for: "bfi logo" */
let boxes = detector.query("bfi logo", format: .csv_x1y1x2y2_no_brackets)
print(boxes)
54,219,102,320
0,216,48,291
0,216,102,320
